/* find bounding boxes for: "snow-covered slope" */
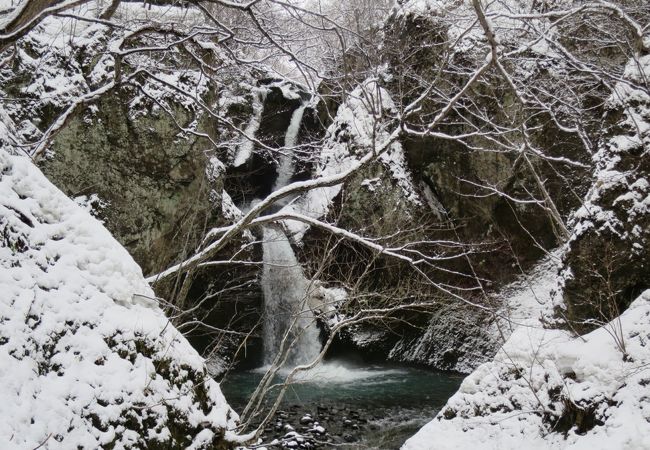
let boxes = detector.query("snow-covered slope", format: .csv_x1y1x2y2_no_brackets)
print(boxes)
0,148,238,449
403,288,650,450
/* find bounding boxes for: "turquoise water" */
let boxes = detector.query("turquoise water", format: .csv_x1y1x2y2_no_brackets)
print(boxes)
220,360,464,449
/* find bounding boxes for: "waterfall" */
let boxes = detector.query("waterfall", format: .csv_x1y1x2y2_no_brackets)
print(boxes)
230,91,320,366
233,89,267,167
271,104,307,208
260,100,322,366
261,225,321,366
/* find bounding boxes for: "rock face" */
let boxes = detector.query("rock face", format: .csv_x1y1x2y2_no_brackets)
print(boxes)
39,87,222,277
289,80,500,373
224,81,306,205
0,148,237,449
0,5,284,368
289,0,645,375
392,1,650,447
561,55,650,331
289,10,585,371
29,63,266,370
35,68,318,369
381,6,594,276
386,305,498,373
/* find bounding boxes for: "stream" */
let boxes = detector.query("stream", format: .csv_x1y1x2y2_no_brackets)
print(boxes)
221,360,463,449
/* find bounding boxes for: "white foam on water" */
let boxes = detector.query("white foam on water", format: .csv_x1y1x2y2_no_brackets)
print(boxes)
253,361,408,385
294,362,407,384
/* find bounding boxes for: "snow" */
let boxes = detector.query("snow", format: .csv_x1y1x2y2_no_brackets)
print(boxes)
404,289,650,450
222,189,244,222
492,250,563,333
0,149,238,448
565,54,649,248
280,79,420,240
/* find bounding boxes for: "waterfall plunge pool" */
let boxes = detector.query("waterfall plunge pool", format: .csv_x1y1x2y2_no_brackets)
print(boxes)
224,92,463,448
220,360,464,449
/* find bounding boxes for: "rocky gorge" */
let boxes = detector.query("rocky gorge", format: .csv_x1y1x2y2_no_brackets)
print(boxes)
1,0,649,449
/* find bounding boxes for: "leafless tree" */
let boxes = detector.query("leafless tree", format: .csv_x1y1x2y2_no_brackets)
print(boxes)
1,0,648,443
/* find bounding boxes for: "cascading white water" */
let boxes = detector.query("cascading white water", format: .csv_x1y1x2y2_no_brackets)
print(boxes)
260,100,322,366
261,225,321,366
233,88,267,167
271,104,307,208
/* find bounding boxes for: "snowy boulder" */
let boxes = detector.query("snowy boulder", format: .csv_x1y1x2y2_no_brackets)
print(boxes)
0,149,239,449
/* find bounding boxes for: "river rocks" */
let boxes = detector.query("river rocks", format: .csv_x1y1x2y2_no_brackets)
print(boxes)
255,404,381,448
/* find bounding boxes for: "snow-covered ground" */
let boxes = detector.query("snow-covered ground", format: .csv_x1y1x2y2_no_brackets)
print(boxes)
402,241,649,449
403,287,650,450
402,149,647,448
0,148,239,449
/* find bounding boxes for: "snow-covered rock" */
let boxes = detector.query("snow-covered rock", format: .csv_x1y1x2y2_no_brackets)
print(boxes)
0,0,268,365
403,289,650,450
281,78,421,240
0,149,239,449
387,251,562,373
561,54,650,329
0,1,261,279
